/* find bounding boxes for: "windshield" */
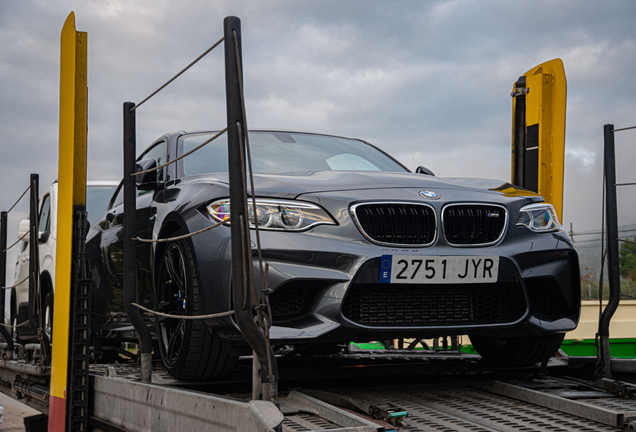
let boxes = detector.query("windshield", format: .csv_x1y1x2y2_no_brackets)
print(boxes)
179,131,408,176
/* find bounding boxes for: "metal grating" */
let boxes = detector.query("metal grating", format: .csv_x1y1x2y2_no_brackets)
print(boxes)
353,203,436,246
443,204,506,245
281,413,341,432
342,282,525,327
333,385,621,431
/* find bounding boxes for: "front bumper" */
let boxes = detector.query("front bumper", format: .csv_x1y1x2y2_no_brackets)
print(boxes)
197,219,580,344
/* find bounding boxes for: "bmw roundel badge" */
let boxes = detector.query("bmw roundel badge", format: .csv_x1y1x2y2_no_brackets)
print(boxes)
419,190,440,200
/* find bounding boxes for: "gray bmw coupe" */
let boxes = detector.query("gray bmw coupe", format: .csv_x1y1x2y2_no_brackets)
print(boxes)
86,130,580,379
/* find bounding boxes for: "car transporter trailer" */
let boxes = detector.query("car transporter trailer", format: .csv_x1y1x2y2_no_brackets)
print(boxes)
0,13,636,432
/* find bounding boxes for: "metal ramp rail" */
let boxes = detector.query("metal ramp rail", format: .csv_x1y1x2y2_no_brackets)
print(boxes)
1,340,636,431
82,351,635,432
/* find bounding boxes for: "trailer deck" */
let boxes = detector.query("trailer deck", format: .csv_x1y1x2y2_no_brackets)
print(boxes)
3,345,635,431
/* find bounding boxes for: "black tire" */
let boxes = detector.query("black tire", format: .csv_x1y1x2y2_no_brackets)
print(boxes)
43,293,53,342
469,333,565,366
156,230,236,380
99,344,122,363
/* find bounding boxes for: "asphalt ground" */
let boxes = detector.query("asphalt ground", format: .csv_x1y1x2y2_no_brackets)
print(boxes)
0,392,39,431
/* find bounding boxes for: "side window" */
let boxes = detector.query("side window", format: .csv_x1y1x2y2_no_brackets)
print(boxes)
111,183,124,208
109,141,167,210
140,141,167,182
38,195,51,241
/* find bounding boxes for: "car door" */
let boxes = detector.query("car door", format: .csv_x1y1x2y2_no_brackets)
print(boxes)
101,140,167,313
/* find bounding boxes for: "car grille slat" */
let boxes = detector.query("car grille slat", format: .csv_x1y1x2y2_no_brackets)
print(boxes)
343,282,525,327
353,203,435,246
443,204,506,245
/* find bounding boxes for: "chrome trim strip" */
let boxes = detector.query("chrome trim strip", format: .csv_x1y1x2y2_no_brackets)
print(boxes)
350,201,437,247
441,202,508,247
340,307,529,331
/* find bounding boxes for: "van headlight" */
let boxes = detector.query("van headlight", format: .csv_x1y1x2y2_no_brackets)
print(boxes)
516,203,561,233
207,198,336,231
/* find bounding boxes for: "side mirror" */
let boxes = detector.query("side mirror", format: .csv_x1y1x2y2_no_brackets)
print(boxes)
136,158,164,191
416,166,435,176
17,219,30,243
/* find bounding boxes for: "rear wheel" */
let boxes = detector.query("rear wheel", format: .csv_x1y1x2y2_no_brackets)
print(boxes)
43,293,53,342
469,333,565,366
156,231,236,380
10,290,17,344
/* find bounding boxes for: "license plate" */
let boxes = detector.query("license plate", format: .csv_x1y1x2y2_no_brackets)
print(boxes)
379,255,499,284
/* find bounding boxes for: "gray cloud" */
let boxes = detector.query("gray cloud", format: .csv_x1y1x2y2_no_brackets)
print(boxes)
1,0,636,282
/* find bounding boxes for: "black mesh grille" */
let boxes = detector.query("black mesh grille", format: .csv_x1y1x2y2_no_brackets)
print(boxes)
353,203,435,245
443,205,506,245
269,285,305,320
342,282,525,327
269,281,323,323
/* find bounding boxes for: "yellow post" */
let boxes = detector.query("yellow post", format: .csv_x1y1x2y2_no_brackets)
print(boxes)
511,59,567,221
49,12,87,432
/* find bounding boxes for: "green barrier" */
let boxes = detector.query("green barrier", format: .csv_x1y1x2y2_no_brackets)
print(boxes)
560,338,636,359
351,339,636,359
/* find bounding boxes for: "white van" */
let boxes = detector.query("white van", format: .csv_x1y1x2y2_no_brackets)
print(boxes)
10,181,118,342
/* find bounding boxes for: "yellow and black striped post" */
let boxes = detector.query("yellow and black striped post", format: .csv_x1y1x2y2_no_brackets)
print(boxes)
511,59,567,221
49,12,87,432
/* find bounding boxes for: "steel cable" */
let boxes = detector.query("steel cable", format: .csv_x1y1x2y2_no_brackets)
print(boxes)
133,219,226,243
133,128,227,176
130,37,225,112
3,230,29,252
613,125,636,132
234,29,276,386
3,320,31,330
234,31,267,304
131,302,234,320
5,185,30,215
1,275,29,290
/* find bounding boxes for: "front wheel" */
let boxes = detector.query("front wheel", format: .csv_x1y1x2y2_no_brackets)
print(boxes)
469,333,564,366
155,231,236,380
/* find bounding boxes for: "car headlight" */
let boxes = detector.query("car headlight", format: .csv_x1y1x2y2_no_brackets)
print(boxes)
206,198,336,231
516,203,561,232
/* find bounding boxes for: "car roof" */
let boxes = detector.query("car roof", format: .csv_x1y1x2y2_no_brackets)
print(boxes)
87,180,120,187
163,129,368,144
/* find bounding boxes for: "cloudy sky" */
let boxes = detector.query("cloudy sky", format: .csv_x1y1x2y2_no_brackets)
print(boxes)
1,0,636,281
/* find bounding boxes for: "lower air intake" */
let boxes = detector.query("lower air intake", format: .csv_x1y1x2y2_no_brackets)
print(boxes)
342,282,525,327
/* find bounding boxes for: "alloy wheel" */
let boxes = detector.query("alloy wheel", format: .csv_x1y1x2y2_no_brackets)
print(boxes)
157,242,188,368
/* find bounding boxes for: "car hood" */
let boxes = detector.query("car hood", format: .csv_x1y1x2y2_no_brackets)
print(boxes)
196,171,540,200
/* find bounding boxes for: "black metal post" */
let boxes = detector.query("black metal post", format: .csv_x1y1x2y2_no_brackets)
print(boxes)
123,101,152,382
27,174,51,363
598,124,621,378
224,16,278,400
28,174,39,335
512,77,526,187
0,211,13,350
